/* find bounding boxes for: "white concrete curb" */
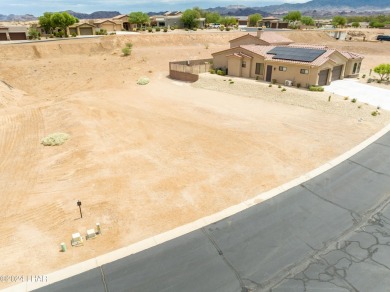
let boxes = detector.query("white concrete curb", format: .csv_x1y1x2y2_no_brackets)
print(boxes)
4,123,390,292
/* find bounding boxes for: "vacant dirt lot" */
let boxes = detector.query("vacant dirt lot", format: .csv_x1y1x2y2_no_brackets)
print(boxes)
0,29,389,288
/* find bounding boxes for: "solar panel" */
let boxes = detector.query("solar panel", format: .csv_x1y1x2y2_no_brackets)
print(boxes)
267,47,326,62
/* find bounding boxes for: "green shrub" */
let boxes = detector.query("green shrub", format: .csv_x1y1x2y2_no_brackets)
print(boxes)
362,74,366,78
96,29,108,35
163,27,168,32
269,84,272,87
125,42,133,49
137,77,150,85
209,69,215,74
272,79,277,84
371,111,378,116
281,88,286,92
225,27,230,31
229,81,234,84
309,86,324,92
278,84,282,88
170,26,175,30
351,98,357,103
122,47,130,56
193,28,197,31
344,96,349,100
41,133,70,146
217,70,225,76
71,32,77,37
296,83,301,88
155,27,161,32
147,27,153,32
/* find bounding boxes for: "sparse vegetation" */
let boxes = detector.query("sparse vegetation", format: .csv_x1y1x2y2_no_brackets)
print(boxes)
272,79,277,84
217,70,225,76
309,86,324,92
209,69,215,74
41,133,70,146
344,96,349,100
122,47,130,56
296,83,301,88
281,88,287,92
328,96,331,102
351,98,357,103
137,77,150,85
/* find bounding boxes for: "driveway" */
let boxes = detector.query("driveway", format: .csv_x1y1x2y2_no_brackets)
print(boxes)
325,79,390,110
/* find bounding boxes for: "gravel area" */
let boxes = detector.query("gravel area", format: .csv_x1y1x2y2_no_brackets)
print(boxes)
193,73,390,125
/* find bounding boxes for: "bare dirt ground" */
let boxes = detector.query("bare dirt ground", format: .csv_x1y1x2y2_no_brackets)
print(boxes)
0,29,389,288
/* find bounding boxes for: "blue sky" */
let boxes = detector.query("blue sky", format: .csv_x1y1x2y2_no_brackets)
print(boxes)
2,0,308,15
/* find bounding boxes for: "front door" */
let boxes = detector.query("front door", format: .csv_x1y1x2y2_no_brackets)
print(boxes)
266,65,273,82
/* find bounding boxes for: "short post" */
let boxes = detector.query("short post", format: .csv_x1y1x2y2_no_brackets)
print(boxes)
77,200,82,218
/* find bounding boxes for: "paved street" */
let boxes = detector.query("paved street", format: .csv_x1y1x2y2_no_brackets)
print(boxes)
36,132,390,292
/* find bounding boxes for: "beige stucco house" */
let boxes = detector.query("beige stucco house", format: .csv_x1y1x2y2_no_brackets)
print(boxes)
0,26,28,41
94,19,122,32
67,23,96,36
259,16,289,29
230,30,294,48
112,14,137,31
212,43,363,87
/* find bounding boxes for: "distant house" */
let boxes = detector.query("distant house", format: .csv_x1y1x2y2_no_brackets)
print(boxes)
112,14,136,31
0,26,27,41
234,16,248,26
229,30,294,48
212,41,363,86
259,16,289,29
93,19,122,32
67,23,96,36
150,11,205,29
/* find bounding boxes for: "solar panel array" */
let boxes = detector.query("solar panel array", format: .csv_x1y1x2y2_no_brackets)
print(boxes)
267,47,327,62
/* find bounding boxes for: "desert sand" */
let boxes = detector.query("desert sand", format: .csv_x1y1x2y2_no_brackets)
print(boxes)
0,29,389,288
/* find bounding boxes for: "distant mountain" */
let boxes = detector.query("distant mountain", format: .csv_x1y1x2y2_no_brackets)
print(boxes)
260,0,390,14
204,6,270,17
65,10,121,19
0,14,36,21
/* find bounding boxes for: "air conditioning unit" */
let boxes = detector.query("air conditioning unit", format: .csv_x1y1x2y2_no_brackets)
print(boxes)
285,80,293,86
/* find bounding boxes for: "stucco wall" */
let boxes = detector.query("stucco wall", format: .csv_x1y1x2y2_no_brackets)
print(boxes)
169,70,199,82
227,57,242,77
263,62,316,87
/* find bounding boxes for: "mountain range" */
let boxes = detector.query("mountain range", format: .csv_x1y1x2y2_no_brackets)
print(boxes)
1,0,389,21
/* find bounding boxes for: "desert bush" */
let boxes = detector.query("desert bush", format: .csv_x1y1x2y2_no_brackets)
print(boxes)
225,27,230,31
122,47,130,56
217,70,225,76
351,98,357,103
278,84,282,88
193,28,197,31
41,133,70,146
147,27,153,32
309,85,324,92
163,27,168,32
229,81,234,84
296,83,301,88
185,28,189,31
362,74,366,78
137,77,150,85
344,96,349,100
281,88,286,92
96,29,107,35
156,27,161,32
272,79,277,84
269,84,272,87
371,111,378,116
71,32,77,37
125,42,133,49
209,69,215,74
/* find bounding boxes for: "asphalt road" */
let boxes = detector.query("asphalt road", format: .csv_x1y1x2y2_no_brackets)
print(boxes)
36,132,390,292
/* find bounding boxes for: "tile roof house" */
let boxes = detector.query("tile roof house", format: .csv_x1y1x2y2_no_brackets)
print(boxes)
93,19,122,32
212,42,363,87
259,16,289,29
0,26,28,41
229,29,294,48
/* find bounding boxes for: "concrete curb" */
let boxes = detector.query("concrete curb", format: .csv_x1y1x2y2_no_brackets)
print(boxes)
4,123,390,292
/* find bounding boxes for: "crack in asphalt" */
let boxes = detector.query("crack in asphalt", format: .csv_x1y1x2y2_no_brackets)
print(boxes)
270,198,390,292
100,266,109,292
201,227,249,292
347,158,390,178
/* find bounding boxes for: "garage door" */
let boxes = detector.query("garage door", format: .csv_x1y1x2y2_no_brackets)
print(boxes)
0,33,7,41
79,27,93,35
318,69,329,86
331,65,343,81
9,32,26,40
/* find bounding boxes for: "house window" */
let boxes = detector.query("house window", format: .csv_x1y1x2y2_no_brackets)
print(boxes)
353,63,358,74
279,66,287,71
242,61,246,68
255,63,264,75
300,69,309,74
